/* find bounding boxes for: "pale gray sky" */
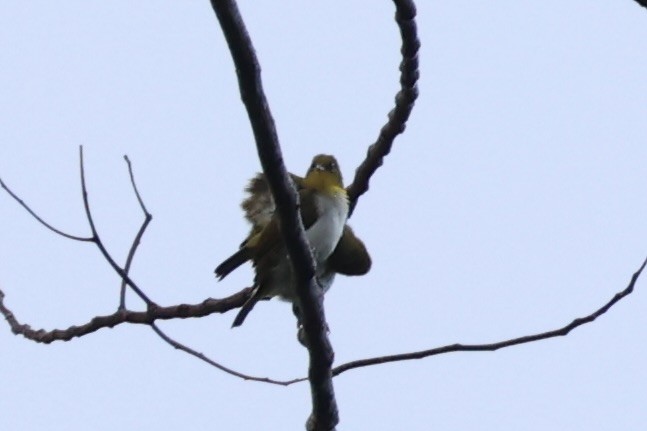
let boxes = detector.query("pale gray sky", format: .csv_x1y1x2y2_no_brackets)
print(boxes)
2,2,647,430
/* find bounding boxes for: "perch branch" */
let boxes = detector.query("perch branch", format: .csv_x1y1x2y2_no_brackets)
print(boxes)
210,1,338,429
0,287,252,342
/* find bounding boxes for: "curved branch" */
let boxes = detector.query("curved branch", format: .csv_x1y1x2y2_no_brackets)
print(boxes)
346,0,420,217
77,147,156,308
0,176,92,242
330,256,647,377
119,155,153,309
0,284,305,385
150,322,303,385
210,1,338,429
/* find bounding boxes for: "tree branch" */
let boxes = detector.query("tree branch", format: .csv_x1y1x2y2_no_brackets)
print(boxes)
330,256,647,377
77,146,156,307
0,176,92,242
634,0,647,10
119,155,153,309
210,1,337,429
5,253,641,383
0,287,252,342
150,322,304,385
346,0,420,217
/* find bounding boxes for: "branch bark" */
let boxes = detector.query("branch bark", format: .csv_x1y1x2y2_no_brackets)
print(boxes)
331,257,647,376
210,1,338,429
0,287,251,342
346,0,420,217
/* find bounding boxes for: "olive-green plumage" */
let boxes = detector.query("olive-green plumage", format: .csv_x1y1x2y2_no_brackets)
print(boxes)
215,154,370,327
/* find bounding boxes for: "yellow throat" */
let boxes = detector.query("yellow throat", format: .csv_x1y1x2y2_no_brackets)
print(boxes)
301,154,346,197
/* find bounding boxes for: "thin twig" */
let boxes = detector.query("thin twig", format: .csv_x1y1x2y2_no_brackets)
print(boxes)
331,257,647,377
119,155,153,309
0,285,290,384
78,146,156,308
124,155,149,213
0,176,92,242
150,322,302,385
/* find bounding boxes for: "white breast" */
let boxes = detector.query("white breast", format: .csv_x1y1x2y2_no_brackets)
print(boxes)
267,190,348,302
307,191,349,264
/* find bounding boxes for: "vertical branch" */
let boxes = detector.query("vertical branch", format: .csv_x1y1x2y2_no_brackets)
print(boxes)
210,1,338,430
78,146,156,308
346,0,420,217
119,156,153,309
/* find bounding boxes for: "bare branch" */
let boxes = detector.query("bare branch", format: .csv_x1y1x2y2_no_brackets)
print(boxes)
124,155,149,214
330,257,647,377
210,1,338,429
150,322,303,385
119,155,153,309
634,0,647,10
0,176,92,242
0,284,298,384
77,146,156,308
0,287,253,342
1,149,157,309
346,0,420,217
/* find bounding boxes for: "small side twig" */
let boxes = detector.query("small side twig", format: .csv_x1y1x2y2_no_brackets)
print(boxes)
150,322,303,385
78,146,156,308
0,176,92,242
0,286,296,385
119,155,153,309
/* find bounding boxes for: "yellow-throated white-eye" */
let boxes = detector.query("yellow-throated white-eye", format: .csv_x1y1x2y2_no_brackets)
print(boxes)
215,154,370,327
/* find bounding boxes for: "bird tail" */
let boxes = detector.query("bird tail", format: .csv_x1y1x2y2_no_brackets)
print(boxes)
215,248,251,280
231,293,259,328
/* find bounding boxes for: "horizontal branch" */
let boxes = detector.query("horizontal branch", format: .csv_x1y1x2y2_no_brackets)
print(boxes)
331,256,647,377
3,254,644,386
0,288,252,343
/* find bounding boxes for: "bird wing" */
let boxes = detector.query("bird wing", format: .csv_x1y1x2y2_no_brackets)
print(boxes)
243,187,321,260
241,173,304,228
328,225,372,276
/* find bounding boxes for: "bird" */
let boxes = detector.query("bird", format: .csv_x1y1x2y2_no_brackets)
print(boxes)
241,172,371,278
215,154,368,327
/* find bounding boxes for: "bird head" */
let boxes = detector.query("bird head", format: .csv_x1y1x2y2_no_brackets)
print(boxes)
302,154,344,194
